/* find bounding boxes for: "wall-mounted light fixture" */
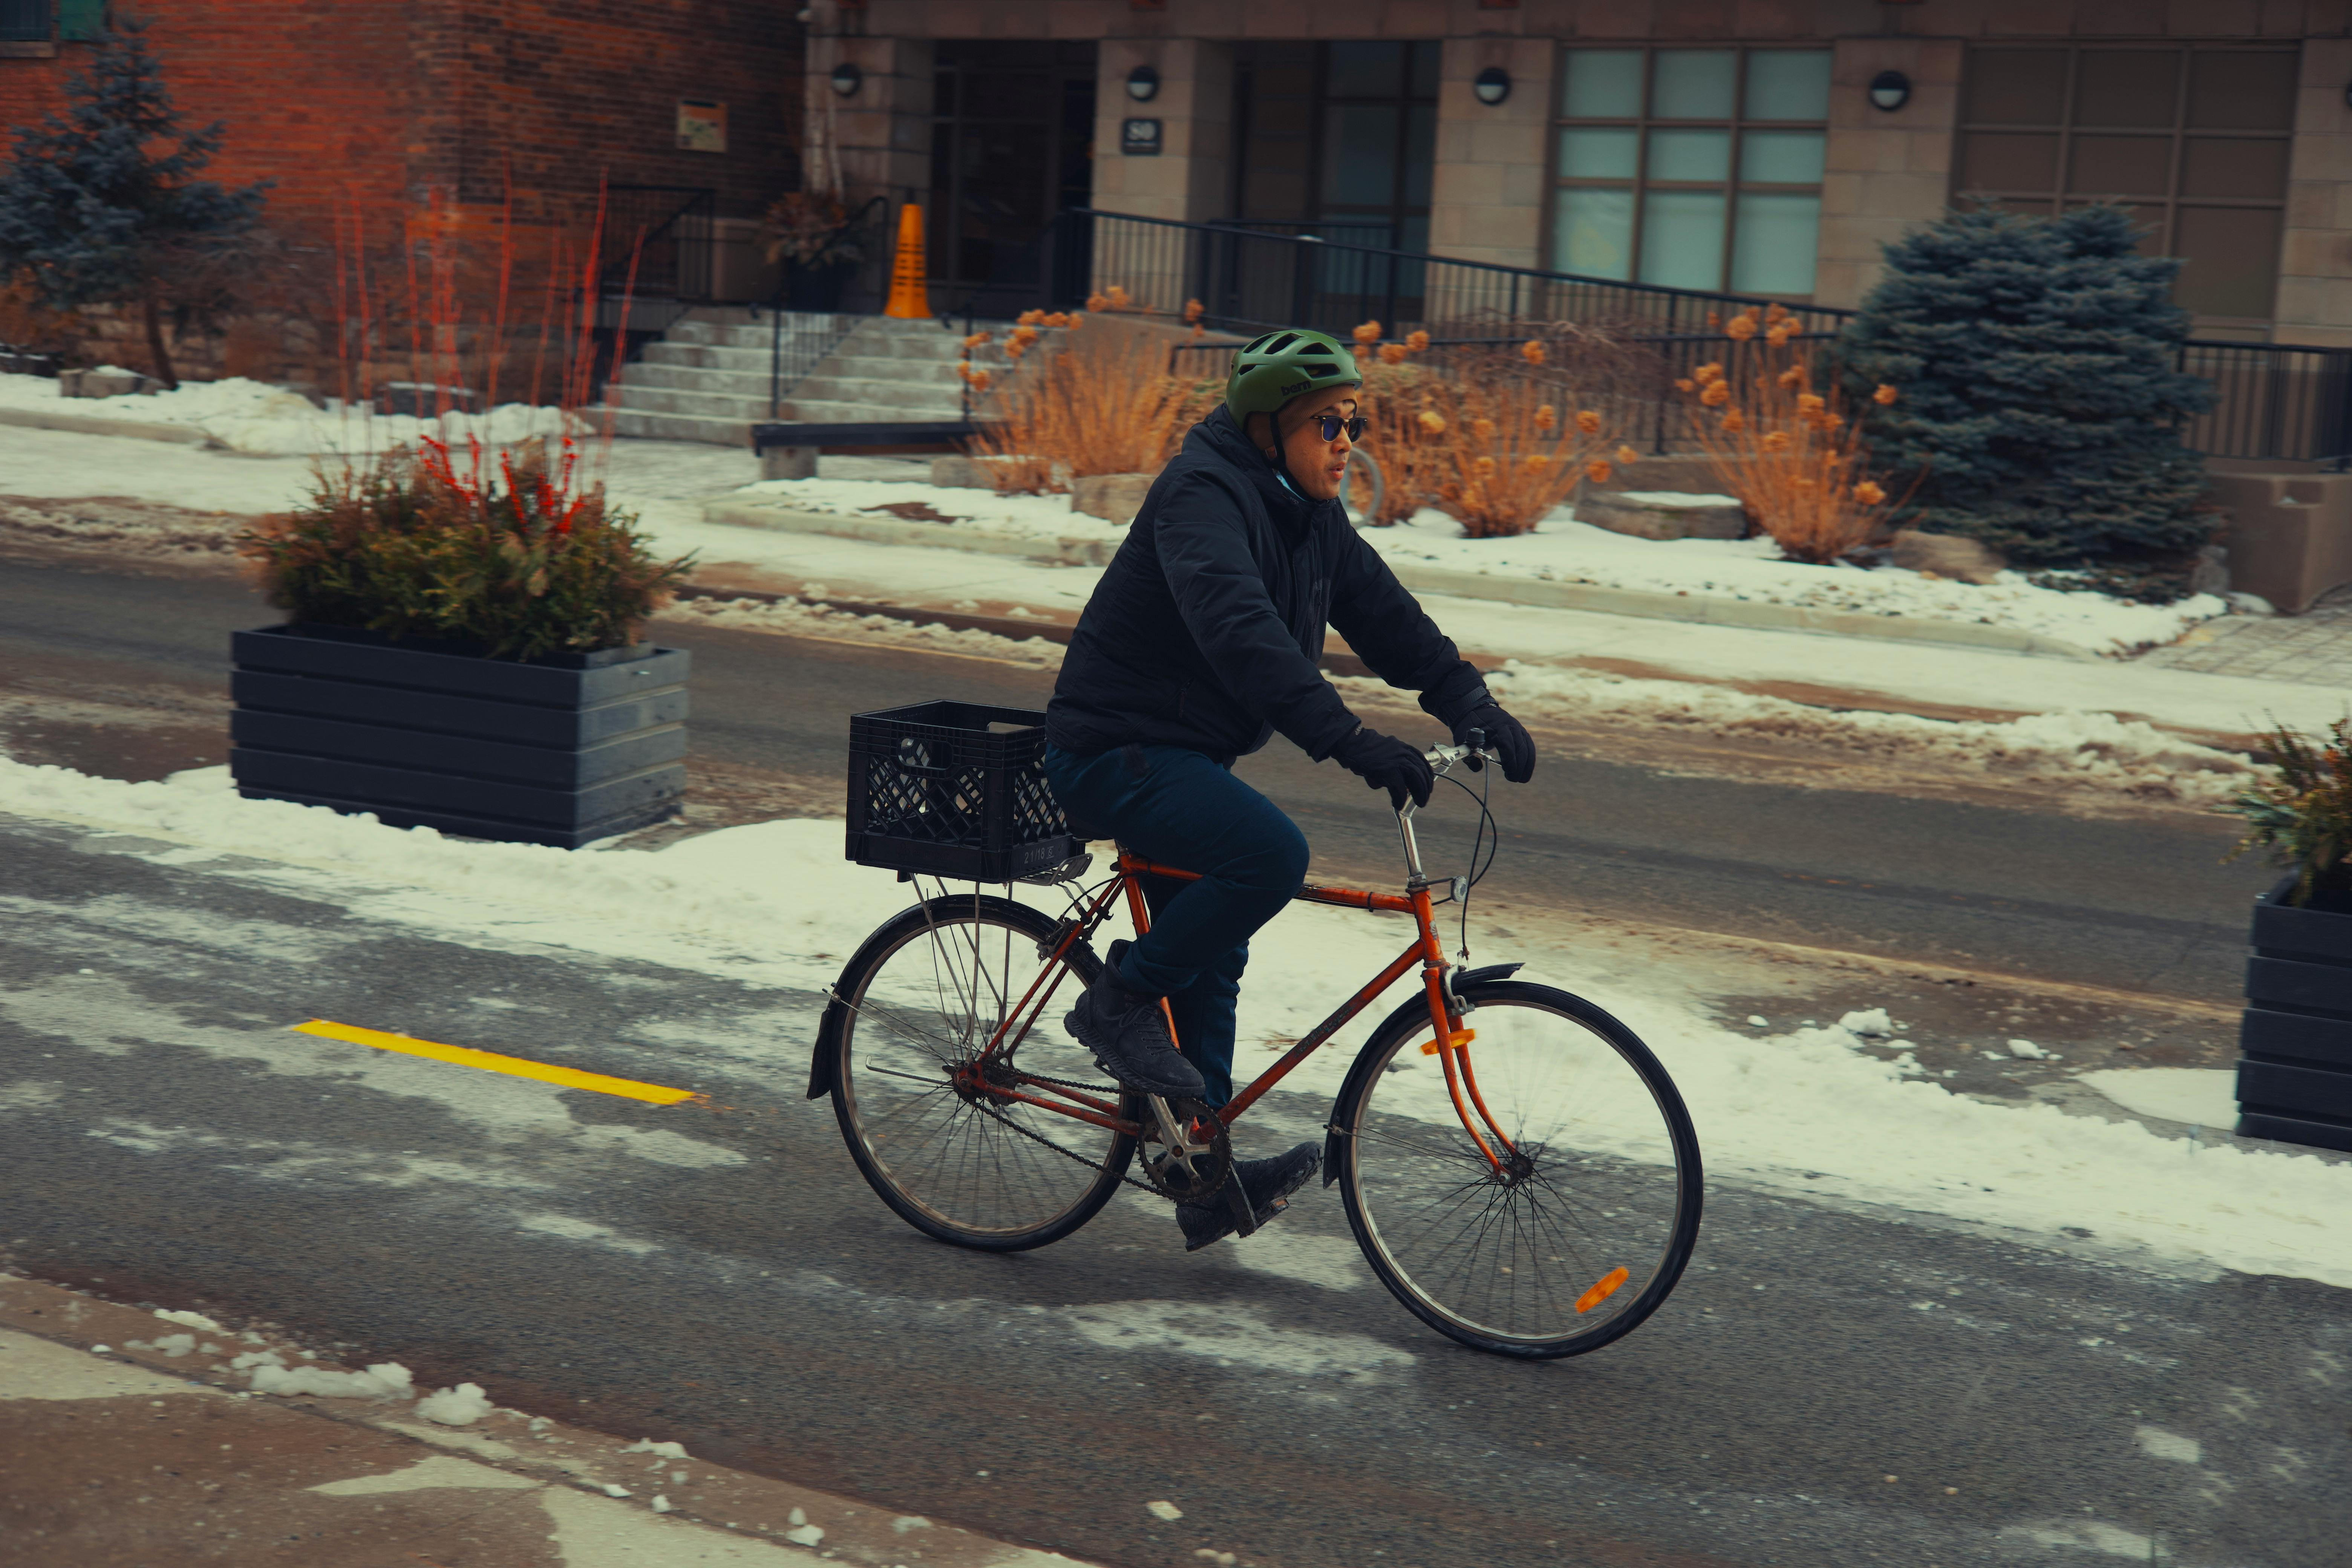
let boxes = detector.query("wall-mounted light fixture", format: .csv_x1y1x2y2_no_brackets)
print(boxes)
1127,64,1161,103
1473,66,1512,106
1869,70,1912,111
830,62,864,98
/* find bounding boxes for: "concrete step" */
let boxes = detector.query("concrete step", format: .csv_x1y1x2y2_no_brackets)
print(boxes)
606,407,751,446
665,311,845,350
612,384,775,419
639,341,779,374
817,353,966,382
622,361,776,396
784,375,967,409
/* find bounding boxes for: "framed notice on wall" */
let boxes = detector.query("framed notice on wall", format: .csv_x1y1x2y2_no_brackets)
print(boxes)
1121,118,1162,156
677,100,727,154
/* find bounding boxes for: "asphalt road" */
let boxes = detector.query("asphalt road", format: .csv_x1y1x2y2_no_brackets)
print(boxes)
2,552,2330,1567
0,554,2266,1006
3,815,2343,1568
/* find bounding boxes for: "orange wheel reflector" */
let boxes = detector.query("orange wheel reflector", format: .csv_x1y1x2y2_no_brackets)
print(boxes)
1419,1027,1476,1056
1574,1266,1630,1314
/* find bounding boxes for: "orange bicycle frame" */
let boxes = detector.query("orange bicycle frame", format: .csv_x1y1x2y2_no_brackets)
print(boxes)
963,850,1520,1172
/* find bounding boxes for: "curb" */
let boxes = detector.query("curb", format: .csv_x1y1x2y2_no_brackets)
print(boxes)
697,498,2108,663
0,405,217,447
0,1271,1100,1568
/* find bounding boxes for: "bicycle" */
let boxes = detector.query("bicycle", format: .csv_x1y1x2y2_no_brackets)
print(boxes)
814,733,1703,1359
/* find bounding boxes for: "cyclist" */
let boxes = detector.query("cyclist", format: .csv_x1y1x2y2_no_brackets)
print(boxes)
1043,326,1536,1251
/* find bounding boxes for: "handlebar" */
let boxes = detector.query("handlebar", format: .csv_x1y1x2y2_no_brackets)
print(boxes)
1422,742,1499,769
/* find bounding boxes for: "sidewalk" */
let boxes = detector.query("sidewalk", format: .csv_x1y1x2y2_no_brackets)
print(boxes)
0,1272,1095,1568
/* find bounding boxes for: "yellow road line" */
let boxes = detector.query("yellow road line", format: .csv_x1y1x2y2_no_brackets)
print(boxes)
289,1019,700,1106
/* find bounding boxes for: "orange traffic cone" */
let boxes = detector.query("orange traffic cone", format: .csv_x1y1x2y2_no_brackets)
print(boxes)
883,202,929,319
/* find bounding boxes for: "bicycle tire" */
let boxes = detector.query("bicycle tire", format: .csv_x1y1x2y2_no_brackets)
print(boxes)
827,893,1134,1252
1330,978,1703,1359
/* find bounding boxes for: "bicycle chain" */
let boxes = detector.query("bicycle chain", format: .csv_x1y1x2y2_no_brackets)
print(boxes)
966,1087,1168,1200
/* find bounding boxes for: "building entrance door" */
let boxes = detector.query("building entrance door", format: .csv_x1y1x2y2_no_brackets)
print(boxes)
928,40,1098,314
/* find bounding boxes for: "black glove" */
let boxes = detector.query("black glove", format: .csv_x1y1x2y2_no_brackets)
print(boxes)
1330,725,1435,812
1453,701,1536,784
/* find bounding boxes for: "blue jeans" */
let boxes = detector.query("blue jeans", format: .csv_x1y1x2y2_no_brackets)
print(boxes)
1042,744,1309,1107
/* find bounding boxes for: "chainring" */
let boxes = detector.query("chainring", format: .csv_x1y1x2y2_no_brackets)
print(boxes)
1133,1095,1232,1204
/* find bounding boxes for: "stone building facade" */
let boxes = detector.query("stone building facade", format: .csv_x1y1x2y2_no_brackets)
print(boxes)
807,0,2352,345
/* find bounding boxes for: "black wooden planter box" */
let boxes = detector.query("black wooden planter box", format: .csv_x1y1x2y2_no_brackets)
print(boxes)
230,625,688,849
2236,873,2352,1153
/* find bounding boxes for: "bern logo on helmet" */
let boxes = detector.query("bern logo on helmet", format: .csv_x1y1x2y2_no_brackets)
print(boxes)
1279,378,1312,397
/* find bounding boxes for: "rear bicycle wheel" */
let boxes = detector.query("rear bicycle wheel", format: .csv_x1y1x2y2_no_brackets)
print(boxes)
828,893,1134,1251
1332,979,1702,1358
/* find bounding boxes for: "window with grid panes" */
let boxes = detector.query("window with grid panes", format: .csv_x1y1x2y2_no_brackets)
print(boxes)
1954,46,2296,325
1551,47,1831,295
0,0,52,43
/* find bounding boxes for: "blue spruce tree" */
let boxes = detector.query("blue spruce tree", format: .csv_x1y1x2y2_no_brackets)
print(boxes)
0,19,269,389
1839,205,2214,594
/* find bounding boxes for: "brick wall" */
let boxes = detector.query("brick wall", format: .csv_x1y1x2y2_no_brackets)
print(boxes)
0,2,804,248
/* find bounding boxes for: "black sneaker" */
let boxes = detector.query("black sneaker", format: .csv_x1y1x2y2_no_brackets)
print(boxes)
1064,940,1206,1099
1177,1142,1321,1252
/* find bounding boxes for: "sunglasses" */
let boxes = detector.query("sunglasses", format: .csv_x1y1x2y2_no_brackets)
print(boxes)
1306,413,1369,442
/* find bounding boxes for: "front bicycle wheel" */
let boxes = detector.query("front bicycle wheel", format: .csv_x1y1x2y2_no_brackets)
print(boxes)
828,893,1134,1252
1332,979,1701,1358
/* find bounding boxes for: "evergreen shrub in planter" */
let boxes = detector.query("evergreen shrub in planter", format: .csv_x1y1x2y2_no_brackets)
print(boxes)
232,438,696,848
2224,718,2352,1151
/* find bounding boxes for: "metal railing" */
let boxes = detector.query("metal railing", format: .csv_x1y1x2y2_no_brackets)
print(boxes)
599,185,716,304
1054,207,1858,343
2179,340,2352,466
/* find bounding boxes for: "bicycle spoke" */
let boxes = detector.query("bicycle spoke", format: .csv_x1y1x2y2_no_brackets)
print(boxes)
1346,995,1695,1349
837,903,1129,1242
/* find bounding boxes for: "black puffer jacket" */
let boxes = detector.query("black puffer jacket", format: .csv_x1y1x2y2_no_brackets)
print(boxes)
1046,406,1488,762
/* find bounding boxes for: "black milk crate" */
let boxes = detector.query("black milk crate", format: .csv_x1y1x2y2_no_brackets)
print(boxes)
845,700,1076,882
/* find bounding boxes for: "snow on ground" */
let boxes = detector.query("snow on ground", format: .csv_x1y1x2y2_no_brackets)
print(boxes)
1357,507,2228,657
0,371,575,456
4,755,2345,1292
666,596,2257,807
713,473,2230,656
724,475,1124,542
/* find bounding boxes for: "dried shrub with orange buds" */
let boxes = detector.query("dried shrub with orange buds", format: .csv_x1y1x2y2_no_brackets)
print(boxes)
967,330,1192,496
1416,348,1625,539
1676,306,1905,564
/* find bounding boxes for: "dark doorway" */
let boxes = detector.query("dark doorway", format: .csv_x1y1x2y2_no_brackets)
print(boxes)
929,40,1098,313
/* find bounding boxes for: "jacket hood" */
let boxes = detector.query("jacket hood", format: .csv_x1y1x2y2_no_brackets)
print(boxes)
1198,404,1338,544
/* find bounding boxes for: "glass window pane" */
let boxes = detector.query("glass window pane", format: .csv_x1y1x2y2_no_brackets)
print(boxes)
2189,52,2297,131
1959,132,2060,192
1653,51,1737,120
1321,106,1398,208
1648,128,1731,182
2067,135,2172,196
1965,49,2067,126
1731,192,1821,294
1325,41,1404,100
1407,40,1440,99
1555,187,1634,280
1745,51,1832,121
2174,205,2282,318
1638,190,1727,289
1558,127,1639,180
1741,130,1825,185
1562,49,1644,119
2182,136,2291,200
2074,51,2180,129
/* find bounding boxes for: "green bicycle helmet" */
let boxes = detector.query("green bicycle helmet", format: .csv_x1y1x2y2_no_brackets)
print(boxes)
1224,328,1363,419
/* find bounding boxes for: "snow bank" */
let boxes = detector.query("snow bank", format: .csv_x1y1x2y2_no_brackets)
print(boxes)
726,476,1122,542
4,755,2347,1291
0,371,572,456
415,1381,495,1426
1470,661,2257,808
1361,508,2227,657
